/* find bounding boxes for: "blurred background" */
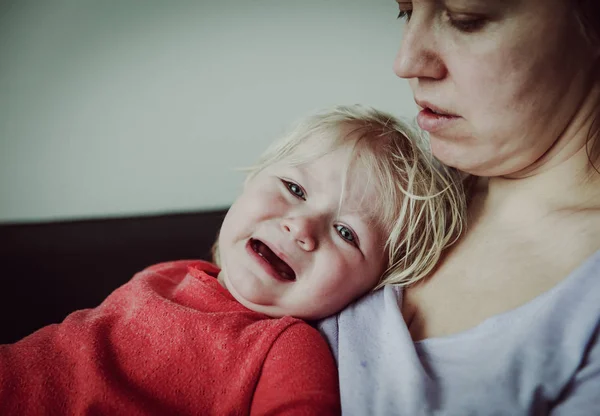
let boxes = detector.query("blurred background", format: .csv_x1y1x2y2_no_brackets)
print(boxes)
0,0,414,224
0,0,415,342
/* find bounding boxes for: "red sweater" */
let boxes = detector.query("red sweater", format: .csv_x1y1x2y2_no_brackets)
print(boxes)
0,260,340,415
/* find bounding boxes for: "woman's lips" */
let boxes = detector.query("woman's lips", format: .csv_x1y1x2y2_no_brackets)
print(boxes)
416,108,460,133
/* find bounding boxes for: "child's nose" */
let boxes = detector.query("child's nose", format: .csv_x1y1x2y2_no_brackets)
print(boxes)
281,217,317,251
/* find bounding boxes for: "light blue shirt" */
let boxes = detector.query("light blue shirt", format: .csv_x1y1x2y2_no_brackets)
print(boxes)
318,251,600,415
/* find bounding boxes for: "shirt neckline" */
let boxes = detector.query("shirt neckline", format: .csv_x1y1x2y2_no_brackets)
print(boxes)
392,248,600,347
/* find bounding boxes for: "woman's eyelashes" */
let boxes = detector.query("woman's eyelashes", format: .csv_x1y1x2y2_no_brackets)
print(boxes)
397,10,412,21
282,179,306,200
396,0,412,19
445,12,488,32
396,5,487,33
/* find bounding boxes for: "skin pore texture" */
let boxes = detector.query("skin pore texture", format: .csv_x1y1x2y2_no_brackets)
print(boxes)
394,0,600,341
217,142,388,320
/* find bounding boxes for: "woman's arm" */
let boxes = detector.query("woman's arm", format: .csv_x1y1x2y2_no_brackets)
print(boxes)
251,322,341,415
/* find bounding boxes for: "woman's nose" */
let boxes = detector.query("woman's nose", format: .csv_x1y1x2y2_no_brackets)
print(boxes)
281,217,317,251
393,16,446,80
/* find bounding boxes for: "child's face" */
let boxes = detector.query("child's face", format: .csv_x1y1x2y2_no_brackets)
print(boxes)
217,143,388,319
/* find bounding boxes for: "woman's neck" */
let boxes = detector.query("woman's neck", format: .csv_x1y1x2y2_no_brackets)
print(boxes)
485,148,599,217
483,83,600,217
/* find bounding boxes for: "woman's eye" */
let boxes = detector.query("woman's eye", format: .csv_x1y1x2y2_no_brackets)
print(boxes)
447,13,487,32
335,224,356,245
397,9,412,22
283,180,306,200
396,1,412,21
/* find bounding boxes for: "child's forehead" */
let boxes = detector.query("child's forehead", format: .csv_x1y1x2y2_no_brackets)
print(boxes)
278,143,361,179
265,126,393,224
285,121,362,157
273,154,385,218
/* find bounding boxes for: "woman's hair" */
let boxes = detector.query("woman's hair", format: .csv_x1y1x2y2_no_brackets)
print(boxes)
574,0,600,168
213,104,467,289
574,0,600,47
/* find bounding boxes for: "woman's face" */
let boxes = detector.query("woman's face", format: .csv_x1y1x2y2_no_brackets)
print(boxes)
394,0,598,176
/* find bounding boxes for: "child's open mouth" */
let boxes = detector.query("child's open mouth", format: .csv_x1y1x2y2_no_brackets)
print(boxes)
250,238,296,281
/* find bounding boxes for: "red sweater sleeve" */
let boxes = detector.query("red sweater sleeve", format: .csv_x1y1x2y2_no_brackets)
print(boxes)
251,322,341,415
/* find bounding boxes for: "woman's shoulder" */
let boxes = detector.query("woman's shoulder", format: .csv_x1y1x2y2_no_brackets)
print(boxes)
317,286,402,362
318,250,600,415
320,248,600,351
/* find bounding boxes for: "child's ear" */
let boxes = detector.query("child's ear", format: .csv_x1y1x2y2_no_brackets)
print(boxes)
211,239,221,266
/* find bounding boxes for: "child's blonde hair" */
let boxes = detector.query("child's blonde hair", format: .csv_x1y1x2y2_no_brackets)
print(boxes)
213,104,466,289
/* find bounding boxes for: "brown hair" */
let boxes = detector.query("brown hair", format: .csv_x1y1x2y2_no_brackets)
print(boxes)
575,0,600,168
575,0,600,47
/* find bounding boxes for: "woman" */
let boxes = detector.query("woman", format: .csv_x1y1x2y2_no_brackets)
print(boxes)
319,0,600,414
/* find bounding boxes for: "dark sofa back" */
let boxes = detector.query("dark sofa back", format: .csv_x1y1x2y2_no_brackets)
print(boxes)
0,209,228,344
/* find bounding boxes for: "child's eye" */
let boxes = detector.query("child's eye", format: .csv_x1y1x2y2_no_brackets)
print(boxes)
335,224,357,246
282,180,306,200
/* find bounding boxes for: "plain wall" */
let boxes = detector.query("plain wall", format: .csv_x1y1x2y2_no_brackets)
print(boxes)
0,0,416,223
